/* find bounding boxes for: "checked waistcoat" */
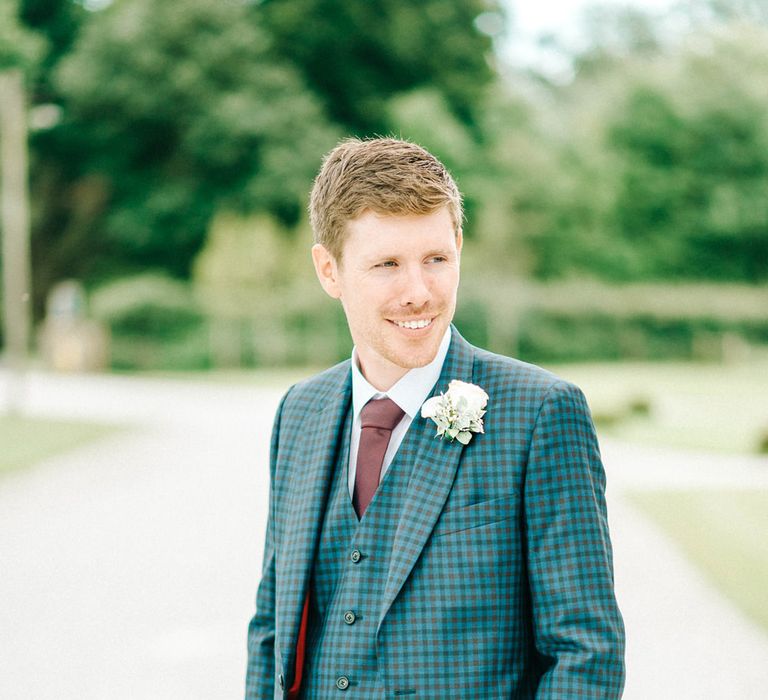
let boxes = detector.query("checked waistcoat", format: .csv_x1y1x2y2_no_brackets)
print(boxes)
301,408,414,698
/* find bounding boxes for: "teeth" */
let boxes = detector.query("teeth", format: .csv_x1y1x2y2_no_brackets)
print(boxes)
394,318,432,329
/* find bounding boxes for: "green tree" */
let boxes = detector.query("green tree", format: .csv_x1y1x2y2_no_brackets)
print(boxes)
608,26,768,281
17,0,85,97
523,17,768,283
33,0,337,288
257,0,503,133
571,5,663,78
0,0,46,71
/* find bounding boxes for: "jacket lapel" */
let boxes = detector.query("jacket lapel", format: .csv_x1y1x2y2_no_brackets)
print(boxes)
377,326,476,632
276,364,352,672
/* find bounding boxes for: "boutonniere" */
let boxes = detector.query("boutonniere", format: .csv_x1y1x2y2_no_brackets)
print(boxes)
421,380,489,445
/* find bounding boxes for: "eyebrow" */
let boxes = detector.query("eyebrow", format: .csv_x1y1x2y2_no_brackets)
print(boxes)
364,248,456,263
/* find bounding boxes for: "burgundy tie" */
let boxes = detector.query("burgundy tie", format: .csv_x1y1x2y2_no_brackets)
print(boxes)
353,397,405,518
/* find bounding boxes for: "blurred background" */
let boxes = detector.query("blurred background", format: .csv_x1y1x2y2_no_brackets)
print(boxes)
1,0,767,698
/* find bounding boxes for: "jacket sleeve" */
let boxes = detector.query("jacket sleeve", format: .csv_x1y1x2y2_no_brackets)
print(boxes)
246,390,290,699
524,381,626,699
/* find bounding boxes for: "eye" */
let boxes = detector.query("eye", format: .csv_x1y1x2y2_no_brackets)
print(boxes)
375,260,398,268
429,255,447,264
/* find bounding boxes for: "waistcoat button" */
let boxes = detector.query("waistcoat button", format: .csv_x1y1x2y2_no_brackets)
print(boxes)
343,610,356,625
336,675,350,690
350,549,362,563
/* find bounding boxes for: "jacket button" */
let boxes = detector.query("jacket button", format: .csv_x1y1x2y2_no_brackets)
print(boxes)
278,673,285,690
336,675,350,690
343,610,356,625
350,549,362,563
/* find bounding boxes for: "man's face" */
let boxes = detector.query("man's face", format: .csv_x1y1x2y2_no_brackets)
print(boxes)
312,207,462,390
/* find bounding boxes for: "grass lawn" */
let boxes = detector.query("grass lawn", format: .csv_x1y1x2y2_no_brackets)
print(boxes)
629,488,768,634
0,414,121,478
549,361,768,455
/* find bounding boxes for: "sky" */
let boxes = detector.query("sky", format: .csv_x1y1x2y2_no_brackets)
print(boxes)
500,0,676,74
508,0,675,37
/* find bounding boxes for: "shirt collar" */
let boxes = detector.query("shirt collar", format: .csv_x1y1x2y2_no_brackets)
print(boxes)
351,326,452,421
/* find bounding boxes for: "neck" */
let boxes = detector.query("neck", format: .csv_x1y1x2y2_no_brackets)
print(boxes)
356,356,409,392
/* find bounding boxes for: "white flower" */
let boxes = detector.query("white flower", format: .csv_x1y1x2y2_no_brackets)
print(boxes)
421,380,489,445
446,380,488,413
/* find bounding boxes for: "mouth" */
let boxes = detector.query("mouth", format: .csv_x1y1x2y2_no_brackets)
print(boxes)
389,317,435,331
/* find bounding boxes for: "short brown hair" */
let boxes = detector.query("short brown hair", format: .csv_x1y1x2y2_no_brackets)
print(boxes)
309,137,463,261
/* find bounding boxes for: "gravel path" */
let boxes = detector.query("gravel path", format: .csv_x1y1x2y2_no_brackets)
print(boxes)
1,370,767,699
602,441,768,699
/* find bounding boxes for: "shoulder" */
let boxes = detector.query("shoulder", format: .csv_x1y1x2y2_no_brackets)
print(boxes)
464,344,596,464
277,358,351,416
467,342,587,415
470,343,567,393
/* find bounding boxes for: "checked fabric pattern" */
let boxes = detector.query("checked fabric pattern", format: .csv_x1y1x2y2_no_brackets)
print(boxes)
301,403,416,697
246,325,625,699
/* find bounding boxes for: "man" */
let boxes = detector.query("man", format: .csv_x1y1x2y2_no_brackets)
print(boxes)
246,138,625,698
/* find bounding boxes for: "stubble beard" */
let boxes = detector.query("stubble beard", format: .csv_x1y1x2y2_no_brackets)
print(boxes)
347,297,455,382
378,312,450,370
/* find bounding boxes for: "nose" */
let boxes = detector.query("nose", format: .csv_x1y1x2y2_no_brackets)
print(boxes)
399,265,431,308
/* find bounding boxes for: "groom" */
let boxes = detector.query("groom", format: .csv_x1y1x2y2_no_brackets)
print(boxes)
246,138,625,698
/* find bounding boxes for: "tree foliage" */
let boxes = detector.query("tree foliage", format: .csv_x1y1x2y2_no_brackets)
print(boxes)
524,19,768,282
257,0,502,133
28,0,337,293
17,0,84,94
0,0,46,71
16,0,504,311
7,0,768,329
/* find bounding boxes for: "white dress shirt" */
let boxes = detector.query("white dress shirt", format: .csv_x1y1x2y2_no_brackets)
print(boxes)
347,326,452,499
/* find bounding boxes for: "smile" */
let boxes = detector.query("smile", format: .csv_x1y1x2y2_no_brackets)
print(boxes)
391,318,434,330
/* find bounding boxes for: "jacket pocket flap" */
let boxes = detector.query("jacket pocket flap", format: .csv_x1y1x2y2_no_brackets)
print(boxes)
433,493,518,537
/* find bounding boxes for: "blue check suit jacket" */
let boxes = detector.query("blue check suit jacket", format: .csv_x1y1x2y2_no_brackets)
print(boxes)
247,326,625,698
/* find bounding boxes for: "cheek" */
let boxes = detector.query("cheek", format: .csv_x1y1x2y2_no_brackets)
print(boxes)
342,290,381,325
353,281,390,308
435,274,458,300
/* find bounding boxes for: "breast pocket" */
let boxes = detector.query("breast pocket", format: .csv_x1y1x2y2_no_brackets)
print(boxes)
432,493,518,538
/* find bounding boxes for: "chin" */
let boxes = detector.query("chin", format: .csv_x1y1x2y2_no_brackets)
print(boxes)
389,340,441,370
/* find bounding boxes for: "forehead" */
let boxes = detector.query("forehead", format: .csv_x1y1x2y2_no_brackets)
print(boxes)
342,208,456,258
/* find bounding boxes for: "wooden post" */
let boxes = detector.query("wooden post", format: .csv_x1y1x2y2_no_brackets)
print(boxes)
0,69,33,414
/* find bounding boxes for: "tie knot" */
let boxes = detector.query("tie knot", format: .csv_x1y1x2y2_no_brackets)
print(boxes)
360,397,405,431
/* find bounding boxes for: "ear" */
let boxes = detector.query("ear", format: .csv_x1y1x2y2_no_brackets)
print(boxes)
311,243,342,299
455,228,463,257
